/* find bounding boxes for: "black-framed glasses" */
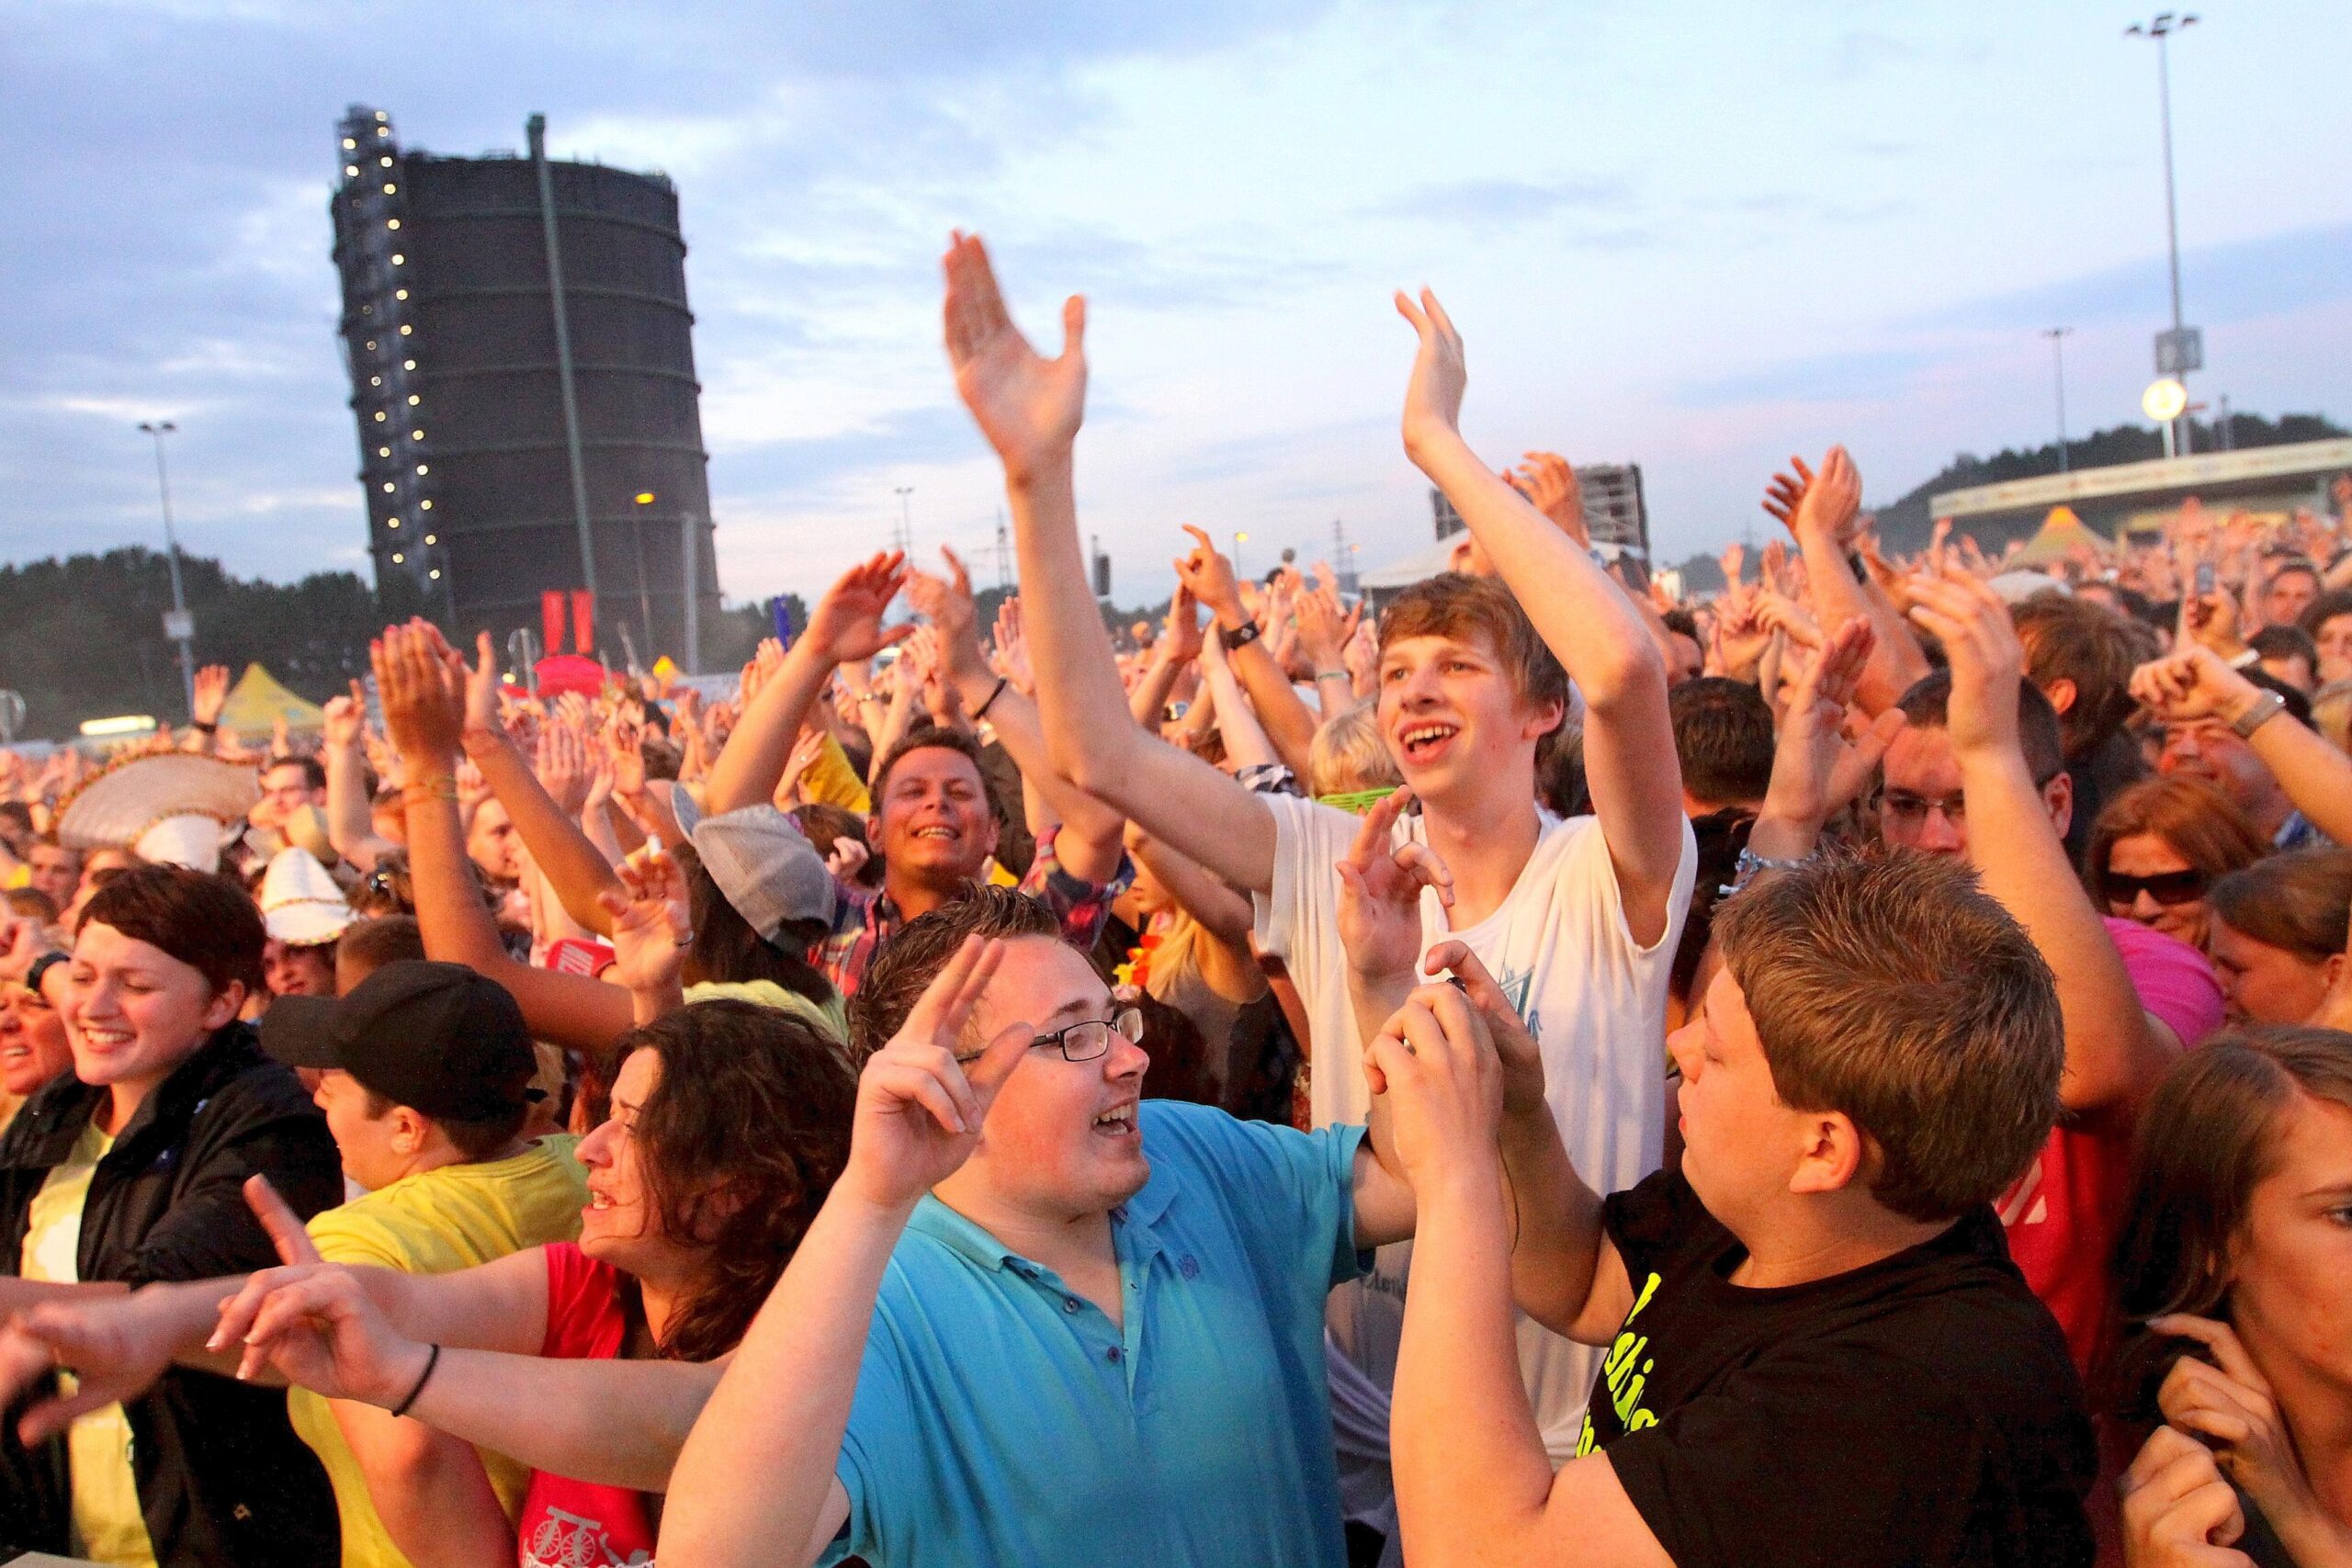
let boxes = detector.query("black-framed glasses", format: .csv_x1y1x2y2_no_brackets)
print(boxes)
2100,867,2209,908
957,1007,1144,1066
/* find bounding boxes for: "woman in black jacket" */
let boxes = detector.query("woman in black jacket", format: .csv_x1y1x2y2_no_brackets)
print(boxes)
0,863,342,1566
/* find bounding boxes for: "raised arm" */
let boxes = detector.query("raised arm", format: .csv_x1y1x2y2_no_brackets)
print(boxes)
2131,643,2352,847
322,680,398,873
1370,974,1665,1568
703,555,912,816
1194,631,1285,775
661,937,1032,1568
463,694,625,937
907,549,1125,884
942,231,1277,894
373,621,636,1054
1126,588,1202,728
1911,570,2172,1113
1174,529,1319,778
1394,290,1684,943
1764,448,1930,715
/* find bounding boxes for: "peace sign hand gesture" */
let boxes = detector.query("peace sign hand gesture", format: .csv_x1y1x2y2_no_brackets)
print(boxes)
840,936,1034,1212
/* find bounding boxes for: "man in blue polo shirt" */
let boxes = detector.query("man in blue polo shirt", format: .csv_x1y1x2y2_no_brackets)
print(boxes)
659,885,1426,1567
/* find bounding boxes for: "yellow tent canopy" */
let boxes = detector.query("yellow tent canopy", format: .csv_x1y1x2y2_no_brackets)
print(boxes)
2009,505,2114,570
219,663,326,735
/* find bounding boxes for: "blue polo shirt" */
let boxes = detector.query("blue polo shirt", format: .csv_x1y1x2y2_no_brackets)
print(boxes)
823,1099,1369,1567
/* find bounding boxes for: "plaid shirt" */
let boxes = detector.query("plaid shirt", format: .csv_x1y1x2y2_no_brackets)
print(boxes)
818,827,1134,998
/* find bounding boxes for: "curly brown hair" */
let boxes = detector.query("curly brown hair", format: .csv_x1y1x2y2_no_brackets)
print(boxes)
616,998,856,1363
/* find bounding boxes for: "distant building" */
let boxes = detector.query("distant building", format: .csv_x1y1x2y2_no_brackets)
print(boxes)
1429,463,1649,558
1577,464,1650,559
329,107,719,667
1928,439,2352,546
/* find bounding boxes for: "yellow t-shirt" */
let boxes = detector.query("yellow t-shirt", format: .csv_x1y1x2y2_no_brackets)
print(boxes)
287,1135,588,1568
20,1118,157,1568
801,733,873,815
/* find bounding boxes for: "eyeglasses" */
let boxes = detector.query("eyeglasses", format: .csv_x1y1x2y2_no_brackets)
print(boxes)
1882,773,2063,829
2100,868,2209,908
1882,790,1965,826
956,1007,1145,1066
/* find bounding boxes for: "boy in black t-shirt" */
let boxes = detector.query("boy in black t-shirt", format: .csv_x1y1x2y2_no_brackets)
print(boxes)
1368,852,2097,1568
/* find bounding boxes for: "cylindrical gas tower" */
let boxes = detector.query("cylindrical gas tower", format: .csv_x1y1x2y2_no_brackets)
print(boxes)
330,107,718,669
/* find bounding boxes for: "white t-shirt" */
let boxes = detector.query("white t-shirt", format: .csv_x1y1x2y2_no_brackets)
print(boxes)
1254,793,1696,1461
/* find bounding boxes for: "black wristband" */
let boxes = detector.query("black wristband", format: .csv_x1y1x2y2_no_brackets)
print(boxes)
1846,550,1868,582
191,720,218,735
390,1342,440,1419
24,952,68,995
971,676,1009,723
1219,621,1261,651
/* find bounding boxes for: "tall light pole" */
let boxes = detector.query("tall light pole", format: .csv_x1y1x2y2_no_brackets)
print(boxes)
136,421,197,718
2041,328,2074,473
2126,13,2200,457
893,486,914,556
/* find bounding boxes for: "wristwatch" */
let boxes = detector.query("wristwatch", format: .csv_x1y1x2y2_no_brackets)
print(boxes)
1219,621,1262,651
2231,689,2287,739
1729,846,1812,894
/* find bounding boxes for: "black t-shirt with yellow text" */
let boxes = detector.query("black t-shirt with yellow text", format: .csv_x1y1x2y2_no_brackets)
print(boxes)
1580,1170,2096,1568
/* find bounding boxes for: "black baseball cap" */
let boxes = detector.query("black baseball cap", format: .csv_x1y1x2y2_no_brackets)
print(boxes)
262,960,538,1123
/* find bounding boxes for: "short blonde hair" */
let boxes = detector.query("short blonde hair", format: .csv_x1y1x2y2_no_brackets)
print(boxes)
1309,702,1402,797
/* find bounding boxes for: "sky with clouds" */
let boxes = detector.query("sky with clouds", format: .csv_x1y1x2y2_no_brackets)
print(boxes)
5,0,2347,612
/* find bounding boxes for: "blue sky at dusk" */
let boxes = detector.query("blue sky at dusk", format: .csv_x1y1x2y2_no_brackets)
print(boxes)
4,0,2346,606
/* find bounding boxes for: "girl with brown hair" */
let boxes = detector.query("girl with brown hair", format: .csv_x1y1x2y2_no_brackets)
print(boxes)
2114,1027,2352,1565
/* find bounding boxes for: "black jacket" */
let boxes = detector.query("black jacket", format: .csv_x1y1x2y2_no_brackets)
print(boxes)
0,1021,344,1566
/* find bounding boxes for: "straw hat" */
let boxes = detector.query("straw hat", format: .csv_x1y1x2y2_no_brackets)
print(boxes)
57,753,260,872
259,846,358,948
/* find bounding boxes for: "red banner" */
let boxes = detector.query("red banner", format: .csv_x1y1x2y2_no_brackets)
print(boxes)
541,591,566,657
570,591,595,655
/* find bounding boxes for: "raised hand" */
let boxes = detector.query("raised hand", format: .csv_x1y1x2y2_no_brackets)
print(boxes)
942,231,1087,483
1753,587,1825,649
1422,940,1546,1123
1335,787,1450,987
528,722,582,814
369,619,467,774
2130,643,2267,729
1362,981,1503,1182
1393,287,1470,465
904,547,989,682
1162,585,1204,666
596,846,691,998
777,728,828,807
805,553,915,668
1758,616,1901,835
824,834,871,883
989,597,1038,697
1762,447,1863,547
1510,451,1589,548
839,936,1033,1211
1172,526,1247,626
1343,614,1380,697
322,678,368,750
191,663,231,728
1905,568,2023,760
1295,582,1362,672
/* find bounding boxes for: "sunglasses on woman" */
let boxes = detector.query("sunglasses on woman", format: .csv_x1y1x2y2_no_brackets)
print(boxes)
2099,868,2208,908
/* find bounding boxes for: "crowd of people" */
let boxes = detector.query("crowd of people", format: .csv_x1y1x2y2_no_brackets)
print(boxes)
0,234,2348,1567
